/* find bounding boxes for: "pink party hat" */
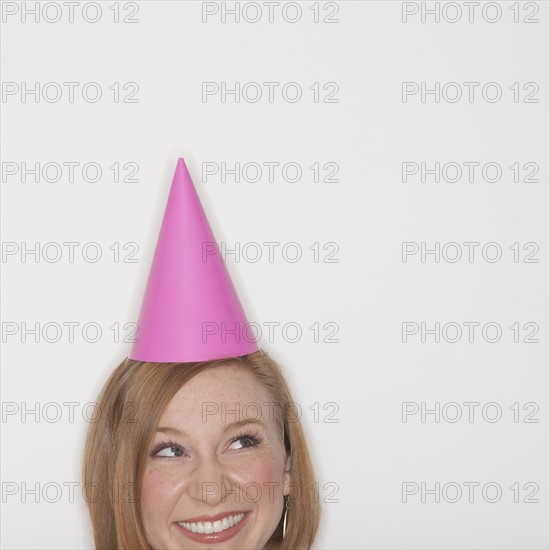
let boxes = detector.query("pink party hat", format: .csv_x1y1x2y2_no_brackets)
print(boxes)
129,158,259,362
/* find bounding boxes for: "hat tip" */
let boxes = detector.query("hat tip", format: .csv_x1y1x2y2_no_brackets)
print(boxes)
174,157,191,181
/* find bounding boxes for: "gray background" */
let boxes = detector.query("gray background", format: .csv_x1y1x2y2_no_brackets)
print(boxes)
1,1,548,548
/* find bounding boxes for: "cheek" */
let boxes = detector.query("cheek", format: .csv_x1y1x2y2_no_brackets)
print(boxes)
230,454,287,503
141,465,183,519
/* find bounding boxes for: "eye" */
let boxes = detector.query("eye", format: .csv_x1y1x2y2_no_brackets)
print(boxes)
228,431,261,451
151,441,186,458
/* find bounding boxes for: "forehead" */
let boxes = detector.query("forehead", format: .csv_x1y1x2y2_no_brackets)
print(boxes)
159,364,274,426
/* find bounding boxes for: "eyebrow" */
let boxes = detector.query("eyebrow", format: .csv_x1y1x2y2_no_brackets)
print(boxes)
156,419,267,436
156,426,184,436
222,419,267,433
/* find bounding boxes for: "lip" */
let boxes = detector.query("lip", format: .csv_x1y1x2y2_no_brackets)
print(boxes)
174,510,251,544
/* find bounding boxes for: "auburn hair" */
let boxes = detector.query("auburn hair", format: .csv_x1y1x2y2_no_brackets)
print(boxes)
82,350,320,549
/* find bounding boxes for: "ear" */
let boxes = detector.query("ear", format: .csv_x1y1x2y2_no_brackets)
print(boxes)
282,453,291,496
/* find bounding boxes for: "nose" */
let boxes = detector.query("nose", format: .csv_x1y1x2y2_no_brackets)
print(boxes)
186,452,230,505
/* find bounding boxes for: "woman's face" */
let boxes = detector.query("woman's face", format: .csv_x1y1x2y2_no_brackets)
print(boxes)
140,364,291,549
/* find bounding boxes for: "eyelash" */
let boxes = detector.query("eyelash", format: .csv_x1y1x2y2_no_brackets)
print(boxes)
150,439,182,458
232,430,262,448
150,430,262,458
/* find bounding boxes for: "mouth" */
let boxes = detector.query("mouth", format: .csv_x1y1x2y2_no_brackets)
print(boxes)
175,511,251,543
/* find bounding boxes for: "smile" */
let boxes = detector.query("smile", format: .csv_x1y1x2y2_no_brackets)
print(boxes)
175,511,251,543
178,512,245,534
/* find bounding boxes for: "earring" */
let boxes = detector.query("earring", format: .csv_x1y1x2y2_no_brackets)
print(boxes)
282,498,289,538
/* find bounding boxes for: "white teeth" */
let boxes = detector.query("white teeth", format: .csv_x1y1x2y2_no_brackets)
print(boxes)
213,520,223,533
179,513,245,534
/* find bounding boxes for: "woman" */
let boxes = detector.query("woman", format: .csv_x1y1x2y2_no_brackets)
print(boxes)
82,158,320,548
82,351,320,548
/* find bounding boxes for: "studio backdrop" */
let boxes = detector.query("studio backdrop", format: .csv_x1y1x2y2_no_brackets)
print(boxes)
1,1,549,549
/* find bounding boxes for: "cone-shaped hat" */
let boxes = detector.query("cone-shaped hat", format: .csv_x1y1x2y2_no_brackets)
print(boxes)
129,158,259,362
